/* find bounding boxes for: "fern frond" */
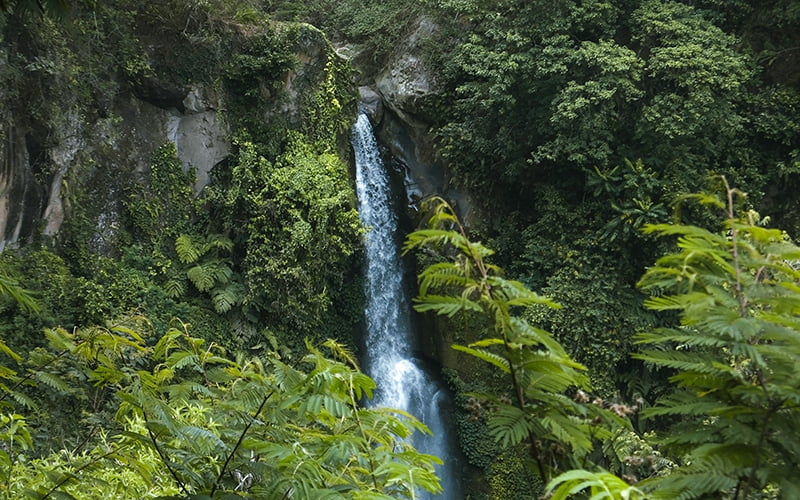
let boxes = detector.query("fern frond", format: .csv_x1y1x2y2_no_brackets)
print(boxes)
646,469,737,500
413,294,483,317
0,273,40,314
33,371,72,394
211,283,245,313
187,263,216,292
416,262,476,295
206,233,234,253
0,339,21,364
452,343,510,373
633,350,736,381
175,234,202,264
210,261,233,284
321,339,360,371
643,292,710,311
547,469,647,500
163,277,186,299
402,229,471,255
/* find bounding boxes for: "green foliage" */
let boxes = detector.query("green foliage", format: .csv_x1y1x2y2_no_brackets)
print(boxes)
303,0,422,69
486,449,540,500
222,28,293,106
2,0,362,357
205,135,362,344
529,250,652,396
0,250,79,350
124,143,196,247
120,329,442,498
424,0,765,199
546,469,648,500
0,272,39,315
171,234,244,314
0,0,114,21
0,414,34,496
406,198,628,485
634,179,800,499
586,159,669,245
0,315,443,499
7,430,180,500
631,1,753,180
533,39,643,168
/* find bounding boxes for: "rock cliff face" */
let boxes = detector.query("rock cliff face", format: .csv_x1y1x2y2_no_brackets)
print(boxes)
354,16,474,225
0,124,42,251
1,90,232,251
0,11,463,251
0,63,227,250
0,19,337,252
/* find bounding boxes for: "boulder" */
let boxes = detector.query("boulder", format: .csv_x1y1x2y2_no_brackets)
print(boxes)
375,17,437,123
358,86,384,126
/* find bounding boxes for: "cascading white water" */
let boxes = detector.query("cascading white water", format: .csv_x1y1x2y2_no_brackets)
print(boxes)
352,113,461,499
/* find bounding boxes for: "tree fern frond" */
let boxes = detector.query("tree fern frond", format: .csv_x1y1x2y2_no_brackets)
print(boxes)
321,339,360,371
33,371,72,394
0,272,40,314
402,229,471,255
539,414,593,454
417,263,477,296
206,233,234,253
519,355,587,393
211,283,245,314
413,294,483,317
633,350,735,379
177,424,226,454
210,261,233,284
643,292,711,311
452,344,511,373
646,470,737,500
9,390,36,410
163,277,187,299
0,339,21,364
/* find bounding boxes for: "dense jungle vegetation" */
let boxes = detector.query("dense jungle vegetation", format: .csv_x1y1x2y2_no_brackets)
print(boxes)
1,0,799,498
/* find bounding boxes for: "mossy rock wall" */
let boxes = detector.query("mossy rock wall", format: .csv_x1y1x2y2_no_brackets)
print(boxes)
0,3,361,353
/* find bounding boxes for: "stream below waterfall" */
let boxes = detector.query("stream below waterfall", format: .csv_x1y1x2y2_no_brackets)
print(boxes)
352,112,462,499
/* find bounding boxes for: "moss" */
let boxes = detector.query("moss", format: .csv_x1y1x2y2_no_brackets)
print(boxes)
486,449,542,500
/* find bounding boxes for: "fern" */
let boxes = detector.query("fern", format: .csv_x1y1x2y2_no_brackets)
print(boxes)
635,179,800,499
111,321,442,498
487,404,534,448
163,277,187,299
211,282,245,314
406,197,624,483
187,263,216,292
546,469,649,500
0,272,40,314
175,234,202,264
412,294,483,317
451,343,510,373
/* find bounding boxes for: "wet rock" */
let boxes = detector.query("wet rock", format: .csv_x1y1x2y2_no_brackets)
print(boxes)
375,17,437,123
358,86,384,126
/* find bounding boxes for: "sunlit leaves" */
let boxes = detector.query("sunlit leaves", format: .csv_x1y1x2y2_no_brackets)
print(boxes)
0,315,441,498
113,325,441,498
546,469,649,500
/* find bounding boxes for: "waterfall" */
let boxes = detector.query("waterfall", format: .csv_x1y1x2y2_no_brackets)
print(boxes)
352,113,461,499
